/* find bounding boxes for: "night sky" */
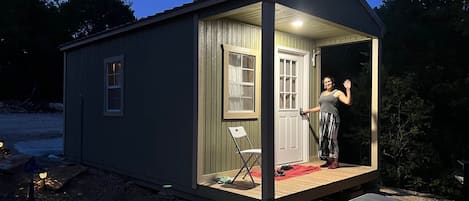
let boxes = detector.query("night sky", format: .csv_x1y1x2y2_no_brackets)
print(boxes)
130,0,384,19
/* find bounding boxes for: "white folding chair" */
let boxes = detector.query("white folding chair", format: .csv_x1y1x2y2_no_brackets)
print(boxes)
228,126,261,187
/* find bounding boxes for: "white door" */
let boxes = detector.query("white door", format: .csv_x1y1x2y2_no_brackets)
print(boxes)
275,49,309,165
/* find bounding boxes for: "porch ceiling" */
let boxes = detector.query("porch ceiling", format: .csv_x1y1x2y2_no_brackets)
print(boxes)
206,2,357,40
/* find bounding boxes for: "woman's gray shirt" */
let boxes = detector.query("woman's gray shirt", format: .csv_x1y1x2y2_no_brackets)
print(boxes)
319,89,340,121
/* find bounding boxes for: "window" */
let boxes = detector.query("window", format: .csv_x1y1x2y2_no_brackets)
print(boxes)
104,55,124,116
279,58,297,110
223,45,259,119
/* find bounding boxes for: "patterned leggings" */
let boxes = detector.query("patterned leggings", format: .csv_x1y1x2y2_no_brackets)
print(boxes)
319,112,340,160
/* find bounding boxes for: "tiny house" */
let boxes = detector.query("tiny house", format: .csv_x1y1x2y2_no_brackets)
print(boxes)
60,0,384,200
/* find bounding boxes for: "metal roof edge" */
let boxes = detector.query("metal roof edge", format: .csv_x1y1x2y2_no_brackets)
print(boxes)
358,0,386,38
59,0,227,51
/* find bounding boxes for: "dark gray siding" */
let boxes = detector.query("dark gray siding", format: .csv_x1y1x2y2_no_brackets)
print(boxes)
64,14,196,188
64,51,85,162
277,0,382,37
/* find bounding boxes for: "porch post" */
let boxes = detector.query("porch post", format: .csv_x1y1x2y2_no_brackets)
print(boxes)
261,0,275,200
371,38,380,170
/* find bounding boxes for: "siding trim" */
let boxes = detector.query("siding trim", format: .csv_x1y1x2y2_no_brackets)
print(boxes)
316,34,370,47
371,38,379,170
192,13,200,190
197,20,206,185
63,52,67,160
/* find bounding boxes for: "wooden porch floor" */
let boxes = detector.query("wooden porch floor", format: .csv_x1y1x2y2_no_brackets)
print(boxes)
198,161,378,201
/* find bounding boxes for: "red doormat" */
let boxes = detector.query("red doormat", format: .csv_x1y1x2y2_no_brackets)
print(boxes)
250,164,321,181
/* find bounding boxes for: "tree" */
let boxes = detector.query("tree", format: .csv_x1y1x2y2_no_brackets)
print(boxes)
0,0,137,102
376,0,468,198
380,75,433,189
0,0,66,101
60,0,136,39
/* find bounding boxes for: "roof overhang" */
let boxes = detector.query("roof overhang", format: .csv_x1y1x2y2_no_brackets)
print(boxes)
205,2,373,40
59,0,230,51
276,0,385,38
60,0,385,51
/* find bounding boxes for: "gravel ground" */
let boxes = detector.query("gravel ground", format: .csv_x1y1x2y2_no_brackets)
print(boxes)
379,187,454,201
0,157,184,201
0,113,187,201
0,113,62,143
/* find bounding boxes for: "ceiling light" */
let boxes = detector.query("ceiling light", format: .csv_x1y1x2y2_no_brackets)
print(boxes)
291,20,304,28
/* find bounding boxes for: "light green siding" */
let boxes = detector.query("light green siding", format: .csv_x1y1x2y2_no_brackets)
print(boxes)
200,19,319,174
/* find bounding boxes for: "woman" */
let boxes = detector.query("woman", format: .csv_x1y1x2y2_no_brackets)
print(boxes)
303,76,351,169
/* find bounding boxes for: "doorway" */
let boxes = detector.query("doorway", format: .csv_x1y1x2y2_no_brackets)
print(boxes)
274,47,310,165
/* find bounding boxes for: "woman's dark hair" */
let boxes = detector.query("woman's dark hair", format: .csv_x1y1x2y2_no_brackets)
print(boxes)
322,76,335,89
323,76,335,85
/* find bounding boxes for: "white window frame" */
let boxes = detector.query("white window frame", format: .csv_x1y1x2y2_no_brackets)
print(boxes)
103,55,124,116
223,44,260,119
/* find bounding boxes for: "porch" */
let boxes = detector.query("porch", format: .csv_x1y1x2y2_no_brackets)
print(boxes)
198,161,378,201
196,0,383,200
